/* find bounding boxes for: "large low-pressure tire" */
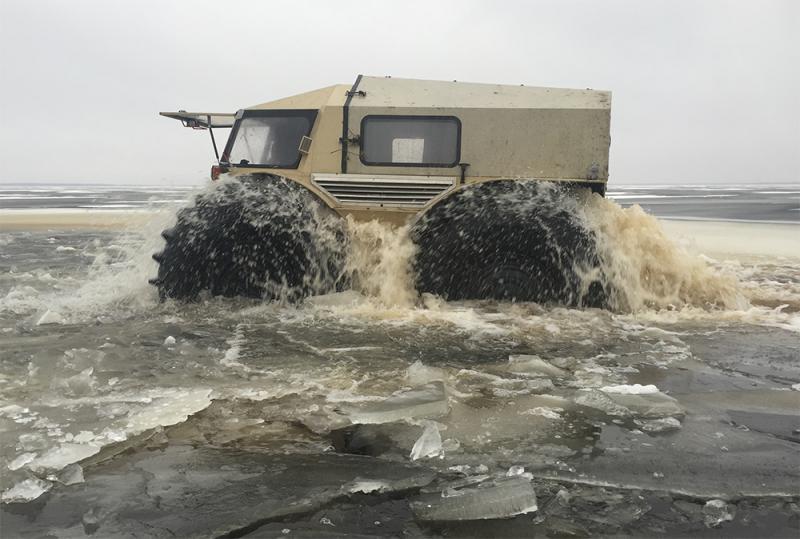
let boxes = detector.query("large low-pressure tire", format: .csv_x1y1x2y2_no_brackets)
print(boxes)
150,175,347,301
410,180,606,307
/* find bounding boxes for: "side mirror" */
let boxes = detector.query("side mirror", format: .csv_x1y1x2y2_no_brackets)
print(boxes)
298,136,313,155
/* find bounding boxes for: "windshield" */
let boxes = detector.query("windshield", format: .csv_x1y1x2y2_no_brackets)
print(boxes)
223,110,317,168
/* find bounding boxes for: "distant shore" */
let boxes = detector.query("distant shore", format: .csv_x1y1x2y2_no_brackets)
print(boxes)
659,219,799,259
0,209,155,230
1,208,797,260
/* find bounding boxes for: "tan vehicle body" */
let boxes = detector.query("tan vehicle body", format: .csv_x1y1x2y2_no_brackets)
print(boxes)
163,76,611,226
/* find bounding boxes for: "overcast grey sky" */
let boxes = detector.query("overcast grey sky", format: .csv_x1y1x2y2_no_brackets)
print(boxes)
0,0,797,186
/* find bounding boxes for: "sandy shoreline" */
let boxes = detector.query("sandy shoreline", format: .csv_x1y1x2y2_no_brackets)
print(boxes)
659,219,799,259
0,209,156,230
1,208,797,259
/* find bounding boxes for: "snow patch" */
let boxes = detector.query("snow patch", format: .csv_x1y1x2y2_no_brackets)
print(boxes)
600,384,660,395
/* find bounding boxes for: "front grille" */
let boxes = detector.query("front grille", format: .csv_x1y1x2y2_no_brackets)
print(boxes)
312,175,455,208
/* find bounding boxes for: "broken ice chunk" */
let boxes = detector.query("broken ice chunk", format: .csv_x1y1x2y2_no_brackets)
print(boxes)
18,432,48,451
345,382,449,424
600,384,659,395
508,355,567,377
36,310,64,325
347,480,391,494
703,499,735,528
506,465,528,477
407,360,446,385
573,389,632,417
607,391,683,419
56,463,85,485
7,452,36,471
410,421,443,460
28,442,101,474
634,416,682,433
521,407,563,420
1,478,52,503
411,476,537,521
573,388,683,419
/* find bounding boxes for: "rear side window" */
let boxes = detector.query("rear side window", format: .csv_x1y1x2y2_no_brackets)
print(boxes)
360,116,461,167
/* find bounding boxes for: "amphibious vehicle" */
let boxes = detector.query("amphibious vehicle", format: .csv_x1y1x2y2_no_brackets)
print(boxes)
152,75,611,305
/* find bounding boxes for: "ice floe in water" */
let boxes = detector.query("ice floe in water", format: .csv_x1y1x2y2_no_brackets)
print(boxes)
411,476,537,521
1,478,52,503
344,382,449,425
410,420,443,460
703,499,736,528
36,309,65,325
599,383,660,395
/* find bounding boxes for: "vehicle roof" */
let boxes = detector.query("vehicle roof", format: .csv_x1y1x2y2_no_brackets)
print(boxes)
245,76,611,111
247,84,350,110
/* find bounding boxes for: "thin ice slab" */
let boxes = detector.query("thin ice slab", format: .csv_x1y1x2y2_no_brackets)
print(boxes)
0,445,436,538
573,387,683,419
345,381,449,424
411,476,537,521
542,414,800,499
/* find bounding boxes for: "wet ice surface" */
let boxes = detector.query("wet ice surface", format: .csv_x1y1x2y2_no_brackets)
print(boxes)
2,187,800,537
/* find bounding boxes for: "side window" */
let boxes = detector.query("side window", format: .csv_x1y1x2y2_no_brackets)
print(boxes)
360,116,461,167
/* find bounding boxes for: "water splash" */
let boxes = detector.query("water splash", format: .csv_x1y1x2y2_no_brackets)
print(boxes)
343,217,417,308
583,194,747,312
0,177,781,323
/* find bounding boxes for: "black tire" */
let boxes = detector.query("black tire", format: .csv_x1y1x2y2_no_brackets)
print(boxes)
410,180,606,307
150,175,348,301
